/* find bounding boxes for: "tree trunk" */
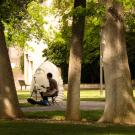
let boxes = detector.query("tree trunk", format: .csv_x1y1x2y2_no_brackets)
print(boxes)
66,0,86,121
99,1,135,124
0,22,23,119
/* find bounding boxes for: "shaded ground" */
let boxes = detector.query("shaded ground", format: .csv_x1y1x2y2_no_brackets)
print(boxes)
1,120,135,135
21,101,105,112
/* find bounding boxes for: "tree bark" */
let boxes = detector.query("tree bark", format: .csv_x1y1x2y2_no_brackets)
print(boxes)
99,1,135,124
66,0,86,121
0,22,23,119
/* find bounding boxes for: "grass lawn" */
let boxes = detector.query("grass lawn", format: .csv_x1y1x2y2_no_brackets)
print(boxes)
17,89,135,102
1,110,135,135
24,110,103,121
17,91,31,100
17,90,105,107
17,90,105,101
13,90,135,135
1,120,135,135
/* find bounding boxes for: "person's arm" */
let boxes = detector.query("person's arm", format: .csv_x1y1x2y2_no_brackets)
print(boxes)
46,87,50,92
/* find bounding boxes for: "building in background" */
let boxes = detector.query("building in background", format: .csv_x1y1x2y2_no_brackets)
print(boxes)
8,47,22,68
24,39,47,84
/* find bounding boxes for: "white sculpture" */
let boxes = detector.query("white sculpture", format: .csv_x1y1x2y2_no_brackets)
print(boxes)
30,60,64,102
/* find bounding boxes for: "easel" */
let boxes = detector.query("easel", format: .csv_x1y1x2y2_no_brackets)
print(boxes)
30,77,38,100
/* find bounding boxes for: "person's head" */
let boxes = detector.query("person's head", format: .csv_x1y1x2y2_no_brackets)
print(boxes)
47,73,52,79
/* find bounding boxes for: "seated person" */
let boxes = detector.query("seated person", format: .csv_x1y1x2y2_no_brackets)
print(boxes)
40,73,58,103
27,73,58,106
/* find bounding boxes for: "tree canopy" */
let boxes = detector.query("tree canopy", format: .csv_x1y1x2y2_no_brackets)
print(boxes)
2,0,135,83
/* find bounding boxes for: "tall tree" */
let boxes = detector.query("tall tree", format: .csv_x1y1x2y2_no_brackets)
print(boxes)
66,0,86,121
0,22,23,118
99,0,135,124
0,0,32,119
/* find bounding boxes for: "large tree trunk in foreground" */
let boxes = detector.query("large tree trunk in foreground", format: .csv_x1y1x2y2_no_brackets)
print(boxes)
66,0,86,121
0,22,23,119
99,1,135,124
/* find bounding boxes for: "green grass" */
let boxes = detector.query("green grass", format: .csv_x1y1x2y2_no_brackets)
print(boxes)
65,90,105,101
13,91,135,134
17,90,135,102
17,90,105,101
24,110,103,121
19,103,33,107
17,91,31,100
1,119,135,135
1,110,135,135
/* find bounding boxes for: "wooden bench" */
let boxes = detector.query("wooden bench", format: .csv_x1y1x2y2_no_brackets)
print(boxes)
18,80,30,90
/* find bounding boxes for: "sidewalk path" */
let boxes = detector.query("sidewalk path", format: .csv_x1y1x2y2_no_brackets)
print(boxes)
21,101,105,112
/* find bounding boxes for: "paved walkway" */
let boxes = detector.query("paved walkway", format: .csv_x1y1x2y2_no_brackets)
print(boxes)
21,101,105,112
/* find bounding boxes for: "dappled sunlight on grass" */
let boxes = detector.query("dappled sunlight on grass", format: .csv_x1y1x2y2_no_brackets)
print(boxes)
17,91,31,100
24,110,103,122
51,115,65,120
1,110,135,135
17,90,135,101
24,111,66,120
23,110,103,123
64,90,105,101
17,90,106,101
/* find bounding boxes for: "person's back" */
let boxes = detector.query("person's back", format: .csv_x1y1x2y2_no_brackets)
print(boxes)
48,78,58,92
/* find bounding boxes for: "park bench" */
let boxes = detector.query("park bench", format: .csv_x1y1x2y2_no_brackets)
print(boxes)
18,80,30,90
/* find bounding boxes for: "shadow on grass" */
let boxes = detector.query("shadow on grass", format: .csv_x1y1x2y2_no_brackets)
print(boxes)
0,110,135,135
1,120,135,135
24,110,103,121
